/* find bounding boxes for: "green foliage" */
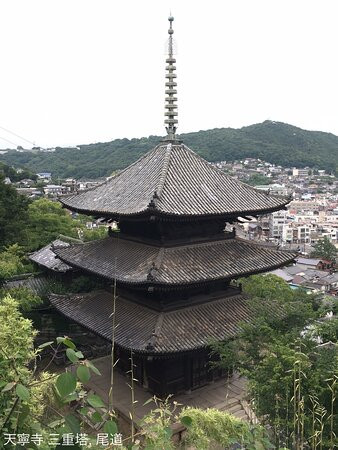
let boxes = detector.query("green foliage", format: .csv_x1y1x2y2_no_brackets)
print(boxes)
241,274,295,301
45,275,104,296
0,161,37,182
0,189,109,254
87,394,105,408
211,274,337,448
0,316,118,448
247,342,337,448
240,274,316,332
179,407,272,449
247,173,271,186
310,236,337,260
313,317,338,342
318,296,338,315
209,339,239,373
0,285,43,311
24,198,80,250
55,372,77,397
1,120,338,178
0,294,39,430
0,295,36,380
82,226,107,241
0,177,30,250
0,245,29,283
68,275,104,293
76,365,91,383
140,396,176,450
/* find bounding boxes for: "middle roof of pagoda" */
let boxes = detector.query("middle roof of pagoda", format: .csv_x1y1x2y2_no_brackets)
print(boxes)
54,235,296,287
61,142,290,219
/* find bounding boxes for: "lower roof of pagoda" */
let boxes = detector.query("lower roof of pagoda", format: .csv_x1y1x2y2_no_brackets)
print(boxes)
49,289,253,354
54,236,296,287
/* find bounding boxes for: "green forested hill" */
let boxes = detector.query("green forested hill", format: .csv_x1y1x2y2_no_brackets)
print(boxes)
1,121,337,178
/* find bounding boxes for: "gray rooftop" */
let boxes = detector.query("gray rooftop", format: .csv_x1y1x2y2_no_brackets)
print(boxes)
268,268,293,282
50,290,253,354
4,274,52,297
29,239,72,272
61,143,290,219
296,257,324,266
55,236,296,286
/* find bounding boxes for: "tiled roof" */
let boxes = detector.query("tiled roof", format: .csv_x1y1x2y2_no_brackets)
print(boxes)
50,290,253,353
55,237,296,286
30,239,72,272
268,269,293,282
4,274,52,296
61,143,290,218
296,257,323,266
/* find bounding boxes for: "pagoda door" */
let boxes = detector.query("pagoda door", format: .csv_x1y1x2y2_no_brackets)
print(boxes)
191,355,208,389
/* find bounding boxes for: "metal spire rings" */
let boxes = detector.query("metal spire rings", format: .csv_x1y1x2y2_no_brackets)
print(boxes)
165,16,178,140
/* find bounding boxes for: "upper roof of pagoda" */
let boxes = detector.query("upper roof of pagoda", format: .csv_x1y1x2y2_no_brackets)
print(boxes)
61,142,290,219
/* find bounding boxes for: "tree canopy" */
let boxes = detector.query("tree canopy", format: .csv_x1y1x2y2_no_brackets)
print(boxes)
1,120,338,178
311,236,337,261
24,198,79,251
211,274,337,448
247,173,271,186
0,175,30,250
0,162,37,182
1,175,107,254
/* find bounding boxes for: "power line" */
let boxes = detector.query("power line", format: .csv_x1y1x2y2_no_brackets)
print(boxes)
0,135,18,147
0,125,35,147
0,124,48,150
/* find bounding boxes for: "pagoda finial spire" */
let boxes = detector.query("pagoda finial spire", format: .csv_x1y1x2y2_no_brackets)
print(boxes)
164,15,178,141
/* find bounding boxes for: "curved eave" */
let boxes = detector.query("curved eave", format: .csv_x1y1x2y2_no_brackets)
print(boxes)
49,290,281,356
48,302,211,356
56,249,297,289
47,299,210,356
60,196,291,222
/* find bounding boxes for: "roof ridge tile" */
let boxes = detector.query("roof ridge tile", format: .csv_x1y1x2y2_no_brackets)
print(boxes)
146,312,164,350
156,143,174,198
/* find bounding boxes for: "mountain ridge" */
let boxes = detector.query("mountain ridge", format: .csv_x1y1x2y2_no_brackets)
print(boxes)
1,120,337,178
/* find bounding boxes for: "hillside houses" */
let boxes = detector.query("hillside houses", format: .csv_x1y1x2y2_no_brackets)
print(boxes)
270,257,337,295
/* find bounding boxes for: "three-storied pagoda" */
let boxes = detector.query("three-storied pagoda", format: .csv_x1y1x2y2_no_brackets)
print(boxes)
51,17,295,395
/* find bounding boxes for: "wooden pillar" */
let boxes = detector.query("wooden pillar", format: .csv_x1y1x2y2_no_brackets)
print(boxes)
142,358,149,389
184,356,192,394
206,351,214,383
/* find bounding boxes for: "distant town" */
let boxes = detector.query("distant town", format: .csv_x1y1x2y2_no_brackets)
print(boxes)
216,158,338,296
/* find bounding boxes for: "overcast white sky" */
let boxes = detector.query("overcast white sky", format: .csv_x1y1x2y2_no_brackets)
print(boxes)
1,0,338,149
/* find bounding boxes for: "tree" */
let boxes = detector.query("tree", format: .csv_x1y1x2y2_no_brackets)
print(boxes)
0,162,37,182
24,198,80,251
0,245,32,284
240,274,294,301
211,274,337,448
247,173,271,186
0,184,108,257
178,407,272,449
0,296,111,449
22,199,109,251
311,236,337,261
0,295,52,440
0,285,42,311
0,175,30,250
